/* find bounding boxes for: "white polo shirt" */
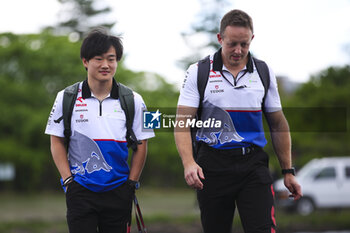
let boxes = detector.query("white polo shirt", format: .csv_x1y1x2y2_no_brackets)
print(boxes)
178,49,282,149
45,79,154,192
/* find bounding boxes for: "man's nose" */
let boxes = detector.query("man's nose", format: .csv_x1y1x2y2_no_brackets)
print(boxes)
101,58,108,67
233,45,242,54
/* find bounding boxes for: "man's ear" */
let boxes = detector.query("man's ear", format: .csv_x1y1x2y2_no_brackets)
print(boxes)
82,58,88,70
217,33,223,45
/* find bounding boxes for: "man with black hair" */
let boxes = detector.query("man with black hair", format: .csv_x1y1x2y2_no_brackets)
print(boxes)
175,9,302,233
45,28,154,233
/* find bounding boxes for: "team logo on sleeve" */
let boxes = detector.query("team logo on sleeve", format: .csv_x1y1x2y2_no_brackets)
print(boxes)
143,110,161,129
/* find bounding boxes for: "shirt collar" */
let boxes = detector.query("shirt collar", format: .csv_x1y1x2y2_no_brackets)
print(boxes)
212,48,254,73
82,78,119,99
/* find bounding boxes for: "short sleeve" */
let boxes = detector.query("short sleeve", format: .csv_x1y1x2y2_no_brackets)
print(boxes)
45,90,65,137
177,63,200,107
263,66,282,113
132,92,155,140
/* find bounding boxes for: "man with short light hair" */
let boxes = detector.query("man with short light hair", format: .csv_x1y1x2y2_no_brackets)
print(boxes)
175,9,302,233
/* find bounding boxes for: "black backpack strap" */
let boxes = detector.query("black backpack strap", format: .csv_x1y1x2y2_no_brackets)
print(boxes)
62,82,80,149
191,55,211,159
197,55,211,116
118,82,140,152
252,57,270,111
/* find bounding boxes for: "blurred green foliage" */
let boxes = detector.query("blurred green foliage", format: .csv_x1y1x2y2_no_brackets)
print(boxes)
288,66,350,167
265,66,350,172
52,0,115,37
0,32,83,190
178,0,230,69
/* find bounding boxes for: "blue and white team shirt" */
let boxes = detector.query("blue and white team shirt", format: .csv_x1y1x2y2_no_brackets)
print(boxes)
45,79,155,192
178,49,282,149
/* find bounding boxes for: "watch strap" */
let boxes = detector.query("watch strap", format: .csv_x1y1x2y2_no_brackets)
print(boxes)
126,179,140,189
281,167,295,176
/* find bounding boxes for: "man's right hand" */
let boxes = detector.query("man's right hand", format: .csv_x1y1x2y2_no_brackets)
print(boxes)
184,161,205,190
174,106,203,189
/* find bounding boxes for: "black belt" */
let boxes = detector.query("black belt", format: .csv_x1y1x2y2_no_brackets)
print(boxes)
199,142,261,156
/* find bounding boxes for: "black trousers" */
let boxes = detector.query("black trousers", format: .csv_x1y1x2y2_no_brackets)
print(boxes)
65,181,134,233
196,145,276,233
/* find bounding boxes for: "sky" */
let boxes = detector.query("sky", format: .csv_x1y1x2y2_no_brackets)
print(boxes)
1,0,350,87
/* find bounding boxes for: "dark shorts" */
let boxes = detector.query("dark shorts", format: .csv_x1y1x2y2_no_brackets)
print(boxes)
196,144,276,233
65,181,134,233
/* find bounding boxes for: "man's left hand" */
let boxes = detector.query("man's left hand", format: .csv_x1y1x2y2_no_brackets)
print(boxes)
284,174,303,200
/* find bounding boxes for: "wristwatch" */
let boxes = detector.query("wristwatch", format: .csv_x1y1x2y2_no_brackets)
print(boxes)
281,167,296,176
126,179,140,190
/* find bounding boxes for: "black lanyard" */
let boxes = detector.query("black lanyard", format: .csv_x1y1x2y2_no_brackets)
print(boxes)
127,195,147,233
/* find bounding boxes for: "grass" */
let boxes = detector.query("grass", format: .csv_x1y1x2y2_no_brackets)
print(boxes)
0,192,66,222
135,188,199,221
0,188,199,233
1,188,350,233
275,209,350,232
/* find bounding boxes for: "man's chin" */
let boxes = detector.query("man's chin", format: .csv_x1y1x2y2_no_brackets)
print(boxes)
95,75,114,82
229,60,241,67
